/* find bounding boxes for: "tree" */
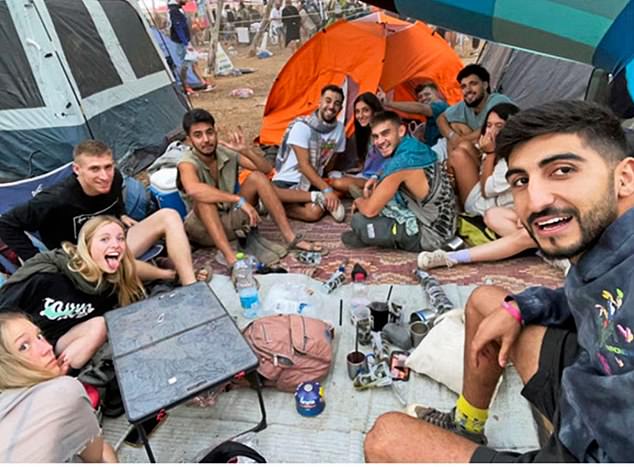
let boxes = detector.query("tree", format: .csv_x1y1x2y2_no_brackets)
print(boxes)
248,1,275,57
206,0,224,76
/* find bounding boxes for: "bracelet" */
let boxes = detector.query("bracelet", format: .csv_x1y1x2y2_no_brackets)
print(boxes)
447,130,456,140
322,187,334,194
369,174,379,180
234,196,246,210
501,299,522,324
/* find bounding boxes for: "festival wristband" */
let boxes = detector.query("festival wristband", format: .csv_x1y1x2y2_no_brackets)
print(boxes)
369,174,379,180
234,196,246,210
322,187,334,194
501,298,522,324
447,130,456,140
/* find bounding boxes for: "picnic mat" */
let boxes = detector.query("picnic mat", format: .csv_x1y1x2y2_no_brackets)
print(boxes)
103,274,541,463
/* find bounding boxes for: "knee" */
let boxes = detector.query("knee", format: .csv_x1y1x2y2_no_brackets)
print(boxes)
465,285,504,321
483,209,496,229
364,412,405,462
303,204,324,222
246,170,268,186
155,207,183,226
350,212,366,232
88,317,107,347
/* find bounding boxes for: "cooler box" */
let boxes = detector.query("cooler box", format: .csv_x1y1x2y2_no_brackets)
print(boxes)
149,168,188,219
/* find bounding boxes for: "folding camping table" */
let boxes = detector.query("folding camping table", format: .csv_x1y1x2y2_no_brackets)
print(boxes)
105,281,267,462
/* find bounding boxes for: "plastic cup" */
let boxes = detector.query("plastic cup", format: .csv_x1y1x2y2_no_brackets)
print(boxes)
346,351,368,380
369,301,389,331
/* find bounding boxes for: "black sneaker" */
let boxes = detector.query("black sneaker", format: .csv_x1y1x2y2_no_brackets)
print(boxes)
407,406,488,445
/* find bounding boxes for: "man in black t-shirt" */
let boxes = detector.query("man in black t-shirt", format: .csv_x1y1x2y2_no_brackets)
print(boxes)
0,140,198,285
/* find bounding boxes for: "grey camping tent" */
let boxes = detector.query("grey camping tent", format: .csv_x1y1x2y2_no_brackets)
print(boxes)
477,42,610,109
0,0,188,182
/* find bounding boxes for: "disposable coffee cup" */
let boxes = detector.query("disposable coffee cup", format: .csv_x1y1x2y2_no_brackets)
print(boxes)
409,321,430,348
369,301,389,332
346,351,368,380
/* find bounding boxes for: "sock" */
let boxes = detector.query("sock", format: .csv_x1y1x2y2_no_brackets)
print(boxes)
448,249,472,264
454,394,488,434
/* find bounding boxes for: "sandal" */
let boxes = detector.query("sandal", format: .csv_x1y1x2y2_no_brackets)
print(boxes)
287,234,328,255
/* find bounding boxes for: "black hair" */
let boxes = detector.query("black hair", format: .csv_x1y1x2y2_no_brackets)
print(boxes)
480,102,520,136
370,110,402,128
497,100,627,165
182,108,215,135
414,82,438,95
321,84,344,101
457,64,491,93
353,92,384,163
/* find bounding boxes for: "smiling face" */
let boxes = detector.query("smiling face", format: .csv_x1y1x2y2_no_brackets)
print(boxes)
506,133,619,260
417,86,438,105
354,100,374,128
188,121,218,157
6,319,62,375
460,74,487,109
73,152,115,196
371,120,406,158
89,222,127,274
318,90,343,124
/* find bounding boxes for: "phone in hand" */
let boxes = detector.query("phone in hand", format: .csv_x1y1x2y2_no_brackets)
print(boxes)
389,350,410,381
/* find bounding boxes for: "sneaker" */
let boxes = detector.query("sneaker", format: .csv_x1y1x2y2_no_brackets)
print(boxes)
417,249,457,270
311,191,346,222
406,405,488,445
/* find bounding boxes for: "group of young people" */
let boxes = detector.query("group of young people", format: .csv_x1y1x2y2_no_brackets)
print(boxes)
1,56,632,462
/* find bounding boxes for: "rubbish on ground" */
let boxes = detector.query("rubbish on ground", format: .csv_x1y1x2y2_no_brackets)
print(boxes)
256,49,273,59
295,381,325,416
230,88,254,98
262,283,321,316
296,250,322,265
321,261,347,294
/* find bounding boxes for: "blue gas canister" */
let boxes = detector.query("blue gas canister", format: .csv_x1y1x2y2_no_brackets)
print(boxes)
294,381,325,416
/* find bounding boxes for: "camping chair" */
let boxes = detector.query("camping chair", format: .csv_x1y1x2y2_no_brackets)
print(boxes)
0,163,163,273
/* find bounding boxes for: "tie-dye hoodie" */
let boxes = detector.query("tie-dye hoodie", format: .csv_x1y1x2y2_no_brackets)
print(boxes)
513,207,634,462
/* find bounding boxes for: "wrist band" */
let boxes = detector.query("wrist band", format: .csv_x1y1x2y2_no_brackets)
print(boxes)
234,196,246,210
322,187,334,194
501,299,522,324
447,130,456,139
369,174,379,180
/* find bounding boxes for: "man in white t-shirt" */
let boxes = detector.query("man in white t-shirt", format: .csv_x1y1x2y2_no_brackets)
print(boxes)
269,0,284,46
272,84,347,222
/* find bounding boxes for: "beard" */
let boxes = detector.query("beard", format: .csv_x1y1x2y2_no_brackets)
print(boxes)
465,93,485,108
523,182,618,260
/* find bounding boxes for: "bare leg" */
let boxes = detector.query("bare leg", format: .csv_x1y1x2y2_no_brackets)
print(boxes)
193,202,238,266
240,172,320,247
364,285,547,462
448,145,480,208
273,186,325,222
466,228,536,263
126,209,196,286
484,207,521,237
55,317,107,370
330,176,366,197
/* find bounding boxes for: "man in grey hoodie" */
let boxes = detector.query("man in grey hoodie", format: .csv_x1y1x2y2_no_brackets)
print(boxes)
364,100,634,463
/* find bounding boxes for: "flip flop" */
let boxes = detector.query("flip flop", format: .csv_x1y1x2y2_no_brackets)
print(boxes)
287,234,329,255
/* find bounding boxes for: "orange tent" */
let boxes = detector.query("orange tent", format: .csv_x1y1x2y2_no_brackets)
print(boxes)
259,13,464,145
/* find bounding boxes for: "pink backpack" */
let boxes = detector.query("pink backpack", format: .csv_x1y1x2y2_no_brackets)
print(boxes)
242,314,334,392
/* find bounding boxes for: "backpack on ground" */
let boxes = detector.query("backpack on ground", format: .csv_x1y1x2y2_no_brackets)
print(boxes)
242,314,334,392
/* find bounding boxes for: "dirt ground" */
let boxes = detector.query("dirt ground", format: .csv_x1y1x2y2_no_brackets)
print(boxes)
189,43,295,143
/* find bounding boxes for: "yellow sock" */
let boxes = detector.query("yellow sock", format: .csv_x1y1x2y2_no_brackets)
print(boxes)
454,394,489,434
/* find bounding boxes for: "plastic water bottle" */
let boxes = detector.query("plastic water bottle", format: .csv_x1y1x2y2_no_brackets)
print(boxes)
350,265,370,324
234,252,261,319
321,262,346,294
414,269,453,316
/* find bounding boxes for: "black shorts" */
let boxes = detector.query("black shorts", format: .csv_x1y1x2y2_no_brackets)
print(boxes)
471,326,580,463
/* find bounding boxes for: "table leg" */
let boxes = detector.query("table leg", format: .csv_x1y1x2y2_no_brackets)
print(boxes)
136,422,157,463
252,373,267,432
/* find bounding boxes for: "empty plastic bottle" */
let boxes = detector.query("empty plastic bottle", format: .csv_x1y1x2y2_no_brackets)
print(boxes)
414,269,454,316
234,252,261,319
